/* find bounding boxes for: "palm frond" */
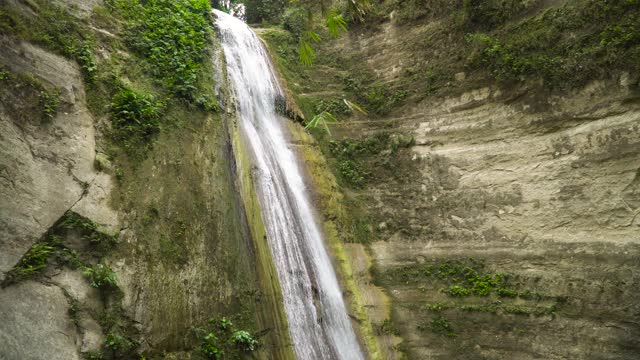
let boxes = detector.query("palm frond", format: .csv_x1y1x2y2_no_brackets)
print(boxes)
343,99,368,115
299,40,317,66
305,111,338,136
325,9,348,38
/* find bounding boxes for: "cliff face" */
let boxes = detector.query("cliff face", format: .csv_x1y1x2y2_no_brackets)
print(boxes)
260,0,640,359
1,0,639,359
0,1,292,359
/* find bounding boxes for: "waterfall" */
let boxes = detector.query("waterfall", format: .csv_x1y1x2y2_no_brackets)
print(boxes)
214,10,364,360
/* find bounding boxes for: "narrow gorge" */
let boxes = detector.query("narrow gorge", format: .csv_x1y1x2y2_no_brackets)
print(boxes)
0,1,639,360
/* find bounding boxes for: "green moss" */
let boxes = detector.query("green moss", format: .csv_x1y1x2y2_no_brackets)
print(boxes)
0,0,98,82
418,315,455,337
0,68,63,122
327,132,415,188
159,234,188,266
59,211,119,251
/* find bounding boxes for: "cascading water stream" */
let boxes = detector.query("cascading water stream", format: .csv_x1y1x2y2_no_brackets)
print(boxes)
214,10,364,360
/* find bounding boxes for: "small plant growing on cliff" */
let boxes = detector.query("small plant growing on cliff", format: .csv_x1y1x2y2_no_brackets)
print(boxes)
429,316,455,337
231,330,258,351
39,88,61,121
14,243,55,277
84,264,117,288
200,333,223,360
110,87,163,158
444,285,470,297
59,211,118,250
196,318,259,358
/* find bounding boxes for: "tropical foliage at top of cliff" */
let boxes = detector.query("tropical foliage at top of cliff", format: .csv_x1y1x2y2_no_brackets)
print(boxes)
228,0,370,65
106,0,214,102
256,0,639,97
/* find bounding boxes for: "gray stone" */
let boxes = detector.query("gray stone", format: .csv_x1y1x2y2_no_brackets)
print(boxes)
0,40,99,281
0,282,81,360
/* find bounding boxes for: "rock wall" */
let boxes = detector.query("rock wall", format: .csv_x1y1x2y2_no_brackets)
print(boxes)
260,2,640,358
0,1,292,359
364,80,640,359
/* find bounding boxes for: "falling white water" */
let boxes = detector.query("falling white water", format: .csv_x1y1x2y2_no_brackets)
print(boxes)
214,10,364,360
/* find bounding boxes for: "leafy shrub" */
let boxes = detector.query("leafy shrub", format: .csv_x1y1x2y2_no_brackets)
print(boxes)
110,0,212,100
337,159,366,188
314,98,351,116
110,87,163,157
244,0,288,24
425,303,450,312
40,89,61,120
231,330,258,351
84,264,118,288
466,33,559,83
340,73,409,116
428,316,455,337
196,318,258,359
16,1,98,82
200,333,223,359
445,285,470,297
282,6,308,38
465,0,640,87
105,332,134,351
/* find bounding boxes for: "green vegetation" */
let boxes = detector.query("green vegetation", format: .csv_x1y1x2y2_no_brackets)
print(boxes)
328,132,415,187
379,258,568,343
466,0,640,86
244,0,288,24
39,89,61,120
0,68,62,121
84,264,118,289
11,243,55,278
418,315,455,337
105,332,135,352
374,318,400,336
107,0,215,102
314,98,352,116
384,259,519,298
2,211,119,288
109,86,163,158
0,0,97,82
196,318,259,359
341,74,409,116
59,211,119,251
462,0,538,30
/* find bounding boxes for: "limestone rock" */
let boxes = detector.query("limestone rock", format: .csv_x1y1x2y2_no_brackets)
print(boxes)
0,40,98,281
0,281,81,360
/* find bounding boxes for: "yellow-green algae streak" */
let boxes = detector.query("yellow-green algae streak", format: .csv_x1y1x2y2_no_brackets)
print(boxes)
230,118,297,360
288,122,399,360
